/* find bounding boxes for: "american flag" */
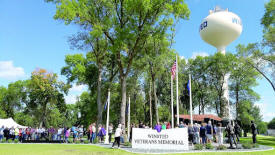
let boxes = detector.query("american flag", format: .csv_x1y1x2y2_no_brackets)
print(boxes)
171,60,177,80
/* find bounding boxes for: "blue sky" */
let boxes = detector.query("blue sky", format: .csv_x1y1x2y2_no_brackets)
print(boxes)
0,0,274,122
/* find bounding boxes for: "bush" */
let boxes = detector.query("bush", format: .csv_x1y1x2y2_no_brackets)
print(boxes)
194,144,204,150
93,138,98,144
241,141,259,149
14,139,19,143
242,141,253,149
7,139,13,143
75,140,80,144
124,142,131,146
205,143,214,149
1,139,7,143
84,140,89,144
216,145,227,150
252,143,259,148
67,139,73,144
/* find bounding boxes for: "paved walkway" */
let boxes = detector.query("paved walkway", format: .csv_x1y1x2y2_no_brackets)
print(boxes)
97,143,274,154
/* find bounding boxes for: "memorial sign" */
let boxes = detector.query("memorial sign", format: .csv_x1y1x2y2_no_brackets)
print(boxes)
132,128,189,150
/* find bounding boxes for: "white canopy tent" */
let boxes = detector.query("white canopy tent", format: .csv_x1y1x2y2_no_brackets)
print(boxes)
0,118,28,128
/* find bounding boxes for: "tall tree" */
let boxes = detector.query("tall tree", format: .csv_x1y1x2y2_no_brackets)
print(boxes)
27,69,68,127
237,43,275,94
230,47,260,118
205,53,235,118
49,0,190,126
261,0,275,52
0,81,26,118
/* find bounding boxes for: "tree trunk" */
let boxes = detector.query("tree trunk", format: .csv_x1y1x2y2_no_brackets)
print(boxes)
235,84,239,118
199,98,201,115
149,82,152,127
133,93,137,124
97,67,103,126
120,75,127,127
152,76,159,123
41,102,47,128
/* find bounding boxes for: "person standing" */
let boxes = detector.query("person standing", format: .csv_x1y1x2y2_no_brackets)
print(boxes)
65,127,70,143
193,123,200,144
188,124,194,145
10,127,15,140
234,121,241,143
216,123,225,145
15,126,19,140
200,123,207,144
205,121,213,144
3,127,9,140
91,123,96,143
79,125,84,141
251,121,257,144
162,122,167,130
179,121,185,128
112,124,122,149
108,124,113,143
57,127,63,141
226,121,237,149
154,122,162,133
0,126,4,142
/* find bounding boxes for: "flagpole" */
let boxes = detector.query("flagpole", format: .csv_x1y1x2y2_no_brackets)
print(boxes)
176,55,179,126
189,74,193,126
104,88,111,144
171,75,174,128
127,95,131,142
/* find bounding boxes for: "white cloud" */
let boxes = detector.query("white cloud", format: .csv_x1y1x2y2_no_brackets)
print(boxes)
0,61,25,80
191,52,209,59
179,55,185,60
70,84,86,92
65,95,78,104
255,102,275,122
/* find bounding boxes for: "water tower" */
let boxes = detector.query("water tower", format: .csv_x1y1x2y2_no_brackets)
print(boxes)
199,6,243,119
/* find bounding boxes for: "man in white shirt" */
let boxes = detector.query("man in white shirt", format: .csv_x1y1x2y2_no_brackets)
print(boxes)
57,128,63,141
112,124,122,148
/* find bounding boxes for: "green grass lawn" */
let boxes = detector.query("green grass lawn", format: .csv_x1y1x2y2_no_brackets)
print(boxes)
0,135,274,155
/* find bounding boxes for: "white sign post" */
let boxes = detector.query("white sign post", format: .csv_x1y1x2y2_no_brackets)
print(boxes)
132,128,189,150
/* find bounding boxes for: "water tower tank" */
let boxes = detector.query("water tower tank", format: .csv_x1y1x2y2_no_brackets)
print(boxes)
199,7,242,54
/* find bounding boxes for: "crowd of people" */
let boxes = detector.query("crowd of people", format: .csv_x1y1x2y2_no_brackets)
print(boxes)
0,120,258,149
0,123,109,144
152,120,258,148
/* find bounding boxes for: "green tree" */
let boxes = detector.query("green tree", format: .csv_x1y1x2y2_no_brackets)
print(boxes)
230,47,260,117
26,69,68,127
237,43,275,94
0,81,26,118
261,0,275,51
204,53,235,118
268,117,275,129
48,0,190,126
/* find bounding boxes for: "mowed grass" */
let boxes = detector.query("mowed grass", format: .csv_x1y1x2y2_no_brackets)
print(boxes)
0,135,274,155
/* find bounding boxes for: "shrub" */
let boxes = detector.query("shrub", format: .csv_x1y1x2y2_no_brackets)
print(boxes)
124,142,131,146
93,138,98,144
241,141,259,149
84,140,89,144
242,142,252,149
14,139,19,143
67,139,73,144
216,145,227,150
75,140,80,144
194,144,203,150
252,143,259,148
1,139,7,143
7,139,13,143
205,143,214,149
